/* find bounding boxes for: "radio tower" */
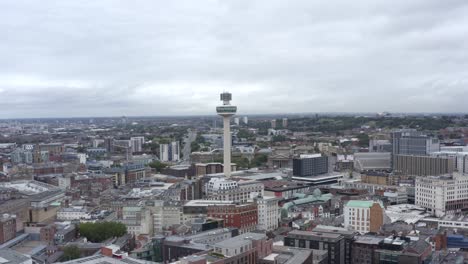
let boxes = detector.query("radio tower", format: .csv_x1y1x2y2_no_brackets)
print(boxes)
216,92,237,178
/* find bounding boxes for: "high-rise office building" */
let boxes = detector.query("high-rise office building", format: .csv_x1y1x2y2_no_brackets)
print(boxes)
234,117,240,126
293,154,328,177
216,92,237,178
391,129,440,156
391,129,440,168
243,116,248,125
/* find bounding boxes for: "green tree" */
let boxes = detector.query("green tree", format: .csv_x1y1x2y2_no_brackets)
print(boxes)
148,161,168,172
79,222,127,242
232,157,250,169
356,133,369,147
251,154,268,167
191,142,201,152
272,135,287,142
63,245,81,261
237,129,254,140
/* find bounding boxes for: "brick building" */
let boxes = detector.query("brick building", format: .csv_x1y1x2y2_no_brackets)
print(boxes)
207,203,258,233
0,216,16,244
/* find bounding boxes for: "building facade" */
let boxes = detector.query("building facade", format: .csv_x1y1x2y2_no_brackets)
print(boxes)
394,154,454,176
344,200,385,234
293,154,328,177
0,216,16,244
415,174,468,217
284,230,345,264
255,196,279,231
207,203,258,234
160,141,180,162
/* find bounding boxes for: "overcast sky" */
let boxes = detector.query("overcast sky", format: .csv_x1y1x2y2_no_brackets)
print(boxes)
1,0,468,118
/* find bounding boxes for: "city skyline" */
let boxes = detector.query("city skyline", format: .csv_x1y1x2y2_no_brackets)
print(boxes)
1,0,468,118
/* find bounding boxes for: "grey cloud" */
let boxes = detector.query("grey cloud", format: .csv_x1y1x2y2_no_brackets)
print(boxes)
0,0,468,118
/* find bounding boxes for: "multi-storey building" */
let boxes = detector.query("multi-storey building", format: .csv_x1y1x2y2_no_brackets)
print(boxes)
130,137,144,153
415,173,468,217
394,154,454,176
391,129,440,167
40,224,56,246
344,200,385,234
284,230,345,264
159,141,180,162
206,178,264,203
373,236,432,264
10,148,33,164
255,196,279,231
57,207,90,221
212,232,273,264
312,226,356,264
0,215,16,244
351,236,384,264
120,205,153,236
432,151,468,174
293,154,328,176
207,203,258,234
37,143,64,157
148,200,183,234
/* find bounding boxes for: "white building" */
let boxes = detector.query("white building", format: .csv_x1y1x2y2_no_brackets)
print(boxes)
130,137,145,153
344,200,385,234
255,196,279,231
120,206,153,236
57,207,91,221
415,173,468,217
234,117,240,126
149,200,183,234
206,178,264,203
243,116,248,124
159,141,180,162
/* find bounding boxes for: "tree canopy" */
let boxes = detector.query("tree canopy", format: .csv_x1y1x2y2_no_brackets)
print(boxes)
148,161,168,172
62,245,81,261
79,222,127,242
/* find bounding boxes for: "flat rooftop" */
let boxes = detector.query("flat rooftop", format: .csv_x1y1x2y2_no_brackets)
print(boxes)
355,236,385,245
215,233,266,249
184,200,234,207
0,180,59,195
60,254,147,264
287,230,343,240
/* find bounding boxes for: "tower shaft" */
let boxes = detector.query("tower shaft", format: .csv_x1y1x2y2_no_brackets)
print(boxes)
223,116,232,178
